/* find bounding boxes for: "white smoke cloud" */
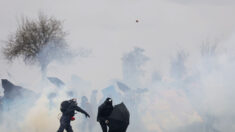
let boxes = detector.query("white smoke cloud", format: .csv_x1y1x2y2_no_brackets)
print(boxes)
1,38,235,132
1,0,235,132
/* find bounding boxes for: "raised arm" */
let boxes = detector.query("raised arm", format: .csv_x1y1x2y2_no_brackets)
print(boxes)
63,101,90,118
75,105,90,118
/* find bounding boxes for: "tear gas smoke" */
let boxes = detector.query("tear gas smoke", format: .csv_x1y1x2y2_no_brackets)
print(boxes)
1,37,235,132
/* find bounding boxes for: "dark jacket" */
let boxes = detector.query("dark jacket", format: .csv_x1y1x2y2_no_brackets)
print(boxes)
97,98,114,132
61,99,89,117
97,98,113,122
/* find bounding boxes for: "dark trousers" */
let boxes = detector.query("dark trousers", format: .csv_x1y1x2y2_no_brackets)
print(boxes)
57,115,73,132
109,127,126,132
99,121,107,132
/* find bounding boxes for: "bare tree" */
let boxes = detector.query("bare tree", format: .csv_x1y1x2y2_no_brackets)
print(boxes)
3,13,68,78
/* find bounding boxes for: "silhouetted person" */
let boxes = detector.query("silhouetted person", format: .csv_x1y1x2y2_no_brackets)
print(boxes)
57,98,90,132
97,97,113,132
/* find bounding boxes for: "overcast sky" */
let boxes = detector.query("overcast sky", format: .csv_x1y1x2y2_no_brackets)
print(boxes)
1,1,235,131
1,0,235,88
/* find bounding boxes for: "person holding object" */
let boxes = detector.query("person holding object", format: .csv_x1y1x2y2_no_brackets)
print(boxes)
57,98,90,132
97,97,114,132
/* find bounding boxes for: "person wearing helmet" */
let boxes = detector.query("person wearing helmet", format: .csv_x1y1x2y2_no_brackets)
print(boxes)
57,98,90,132
97,97,114,132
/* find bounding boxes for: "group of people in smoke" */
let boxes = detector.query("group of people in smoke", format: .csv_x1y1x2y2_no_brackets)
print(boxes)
57,97,125,132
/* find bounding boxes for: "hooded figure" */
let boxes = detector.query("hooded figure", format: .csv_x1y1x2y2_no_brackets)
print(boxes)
57,98,90,132
97,97,113,132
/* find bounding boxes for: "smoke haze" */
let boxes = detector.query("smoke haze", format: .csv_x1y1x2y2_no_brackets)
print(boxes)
1,0,235,132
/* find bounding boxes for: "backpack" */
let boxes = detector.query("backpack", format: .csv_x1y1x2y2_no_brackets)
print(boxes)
60,100,70,113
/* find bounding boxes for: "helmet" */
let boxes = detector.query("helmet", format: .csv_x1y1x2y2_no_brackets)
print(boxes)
70,98,78,105
105,97,112,104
